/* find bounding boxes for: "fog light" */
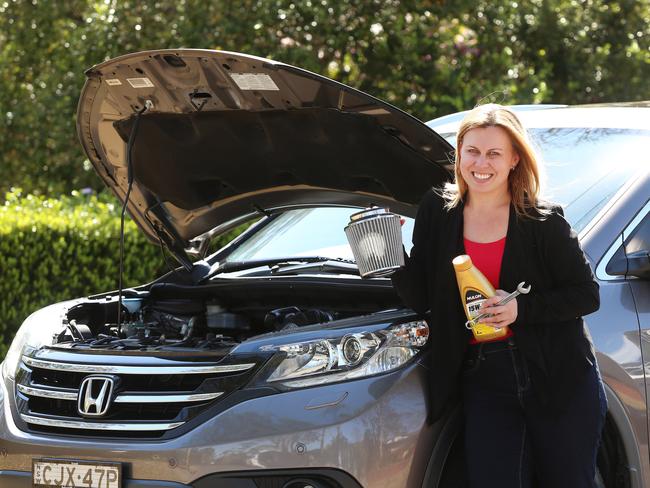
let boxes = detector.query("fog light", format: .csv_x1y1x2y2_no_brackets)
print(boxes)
282,479,328,488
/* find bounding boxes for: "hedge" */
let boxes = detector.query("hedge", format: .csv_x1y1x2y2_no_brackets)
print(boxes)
0,189,245,360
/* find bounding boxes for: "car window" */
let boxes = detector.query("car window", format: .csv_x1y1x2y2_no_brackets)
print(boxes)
605,202,650,278
439,128,650,233
625,210,650,255
225,207,415,263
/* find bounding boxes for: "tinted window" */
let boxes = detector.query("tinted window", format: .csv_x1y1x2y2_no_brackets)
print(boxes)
606,205,650,277
625,209,650,255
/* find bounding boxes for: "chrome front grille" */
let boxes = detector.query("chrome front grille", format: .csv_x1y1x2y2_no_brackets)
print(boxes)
22,356,255,374
17,383,223,403
15,351,261,437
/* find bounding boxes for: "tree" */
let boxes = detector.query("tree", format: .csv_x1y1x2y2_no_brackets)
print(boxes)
1,0,648,196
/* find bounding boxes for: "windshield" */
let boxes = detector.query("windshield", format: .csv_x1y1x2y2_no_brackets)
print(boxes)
223,127,648,267
439,127,649,233
225,207,415,264
533,128,647,232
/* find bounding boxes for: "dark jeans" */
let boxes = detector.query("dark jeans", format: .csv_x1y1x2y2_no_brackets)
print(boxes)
462,338,607,488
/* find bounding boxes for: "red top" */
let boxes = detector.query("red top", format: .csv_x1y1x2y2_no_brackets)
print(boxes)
463,236,513,343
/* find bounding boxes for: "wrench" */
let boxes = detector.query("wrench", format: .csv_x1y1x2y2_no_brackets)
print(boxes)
465,281,532,329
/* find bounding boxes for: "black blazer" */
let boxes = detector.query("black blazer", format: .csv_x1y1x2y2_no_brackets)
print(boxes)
391,189,600,422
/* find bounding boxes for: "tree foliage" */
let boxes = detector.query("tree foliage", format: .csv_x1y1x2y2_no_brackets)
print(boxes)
0,0,648,195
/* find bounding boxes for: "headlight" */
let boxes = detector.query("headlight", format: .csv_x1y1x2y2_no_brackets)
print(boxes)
253,320,429,388
1,302,71,381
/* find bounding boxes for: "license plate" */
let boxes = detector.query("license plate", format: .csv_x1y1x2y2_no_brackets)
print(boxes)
32,458,121,488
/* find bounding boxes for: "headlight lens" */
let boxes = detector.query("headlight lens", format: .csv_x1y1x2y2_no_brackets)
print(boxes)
258,320,428,388
1,302,71,381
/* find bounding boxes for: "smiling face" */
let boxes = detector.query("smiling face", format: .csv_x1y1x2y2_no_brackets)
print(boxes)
458,125,520,201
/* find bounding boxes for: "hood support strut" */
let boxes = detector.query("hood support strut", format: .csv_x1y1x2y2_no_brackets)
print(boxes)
117,105,148,328
144,201,194,271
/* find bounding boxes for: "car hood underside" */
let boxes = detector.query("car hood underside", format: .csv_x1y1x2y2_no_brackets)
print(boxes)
77,49,453,266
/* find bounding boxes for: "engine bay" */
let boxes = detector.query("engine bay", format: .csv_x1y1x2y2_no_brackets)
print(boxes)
52,279,400,353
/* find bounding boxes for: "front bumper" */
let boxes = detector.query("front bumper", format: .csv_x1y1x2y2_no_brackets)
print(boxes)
0,358,434,488
0,468,362,488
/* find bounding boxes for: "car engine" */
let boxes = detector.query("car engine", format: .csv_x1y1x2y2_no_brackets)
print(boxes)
48,278,399,354
53,298,338,353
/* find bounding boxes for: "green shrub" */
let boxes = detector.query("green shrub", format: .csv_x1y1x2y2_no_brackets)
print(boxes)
0,189,246,360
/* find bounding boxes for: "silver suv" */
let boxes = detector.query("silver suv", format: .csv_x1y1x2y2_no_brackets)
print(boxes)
0,50,648,488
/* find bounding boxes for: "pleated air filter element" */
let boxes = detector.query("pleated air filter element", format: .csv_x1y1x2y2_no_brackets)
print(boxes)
344,207,405,278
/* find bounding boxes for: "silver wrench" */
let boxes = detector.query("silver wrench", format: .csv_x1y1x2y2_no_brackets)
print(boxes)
465,281,532,329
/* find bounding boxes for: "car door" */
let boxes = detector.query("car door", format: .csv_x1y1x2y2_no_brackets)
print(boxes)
622,202,650,435
599,196,650,484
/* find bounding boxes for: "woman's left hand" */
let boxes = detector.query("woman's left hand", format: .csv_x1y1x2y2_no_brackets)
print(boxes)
479,290,518,328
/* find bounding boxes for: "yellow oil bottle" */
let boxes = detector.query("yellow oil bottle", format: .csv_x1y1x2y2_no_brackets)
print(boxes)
452,254,509,342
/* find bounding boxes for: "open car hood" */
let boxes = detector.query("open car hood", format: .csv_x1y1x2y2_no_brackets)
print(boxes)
77,49,453,269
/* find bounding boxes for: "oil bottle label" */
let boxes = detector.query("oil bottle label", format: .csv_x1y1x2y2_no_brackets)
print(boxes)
465,290,487,319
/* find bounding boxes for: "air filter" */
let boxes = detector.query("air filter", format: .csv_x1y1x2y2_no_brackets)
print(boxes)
344,207,405,278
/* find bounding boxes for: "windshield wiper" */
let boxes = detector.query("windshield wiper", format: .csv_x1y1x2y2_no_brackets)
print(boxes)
204,256,357,280
247,259,359,277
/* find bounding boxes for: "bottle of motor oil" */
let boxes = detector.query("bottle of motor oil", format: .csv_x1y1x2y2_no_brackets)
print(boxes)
452,254,509,342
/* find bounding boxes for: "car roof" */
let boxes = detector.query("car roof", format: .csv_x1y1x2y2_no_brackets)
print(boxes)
426,103,650,136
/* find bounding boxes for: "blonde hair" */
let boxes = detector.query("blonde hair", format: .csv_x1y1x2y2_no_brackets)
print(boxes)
441,103,548,219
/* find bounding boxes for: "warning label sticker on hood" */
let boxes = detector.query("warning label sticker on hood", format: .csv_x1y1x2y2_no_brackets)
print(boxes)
230,73,279,91
127,77,155,88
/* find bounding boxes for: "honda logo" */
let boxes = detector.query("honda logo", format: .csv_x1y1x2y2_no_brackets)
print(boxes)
77,376,116,417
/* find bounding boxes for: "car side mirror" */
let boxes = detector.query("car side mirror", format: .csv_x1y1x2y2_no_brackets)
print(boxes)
608,249,650,279
606,209,650,280
626,250,650,279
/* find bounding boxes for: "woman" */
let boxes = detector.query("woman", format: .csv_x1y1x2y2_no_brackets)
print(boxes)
391,104,607,487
